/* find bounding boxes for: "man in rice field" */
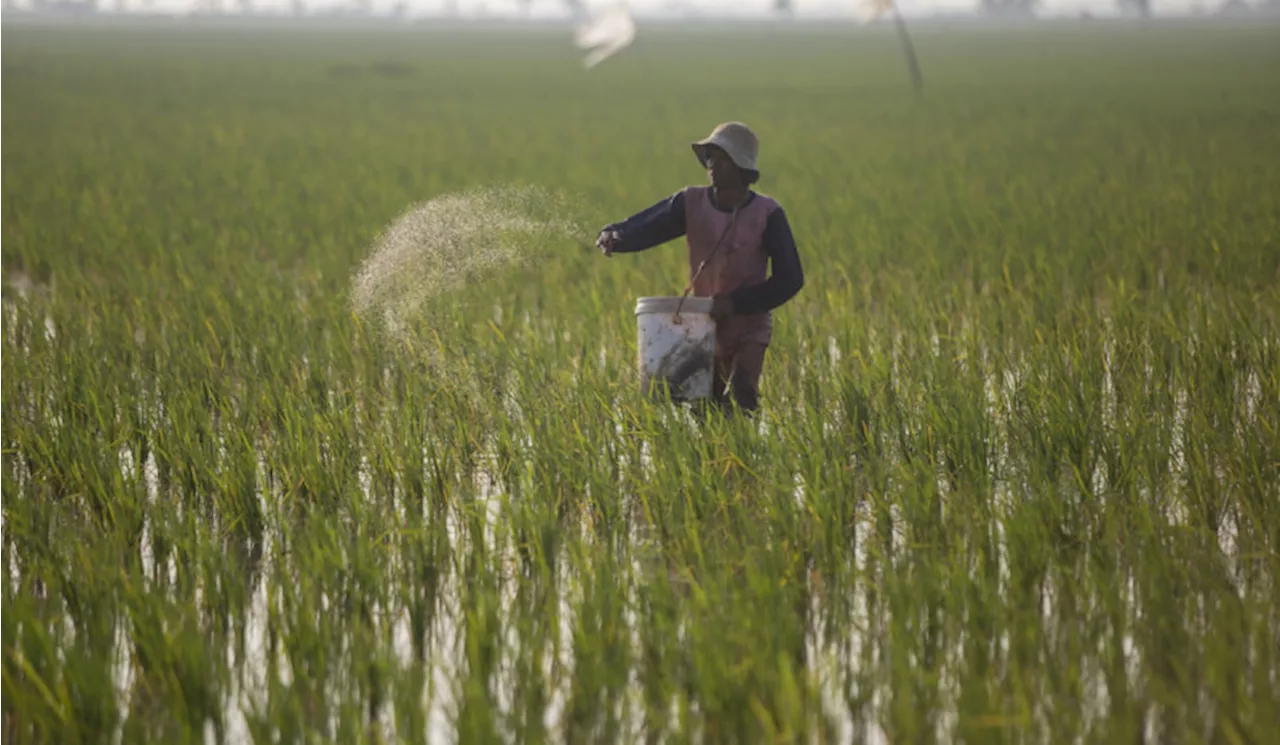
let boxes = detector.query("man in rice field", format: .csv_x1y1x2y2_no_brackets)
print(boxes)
595,121,805,414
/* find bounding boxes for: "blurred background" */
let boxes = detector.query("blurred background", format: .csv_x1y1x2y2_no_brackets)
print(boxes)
4,0,1279,24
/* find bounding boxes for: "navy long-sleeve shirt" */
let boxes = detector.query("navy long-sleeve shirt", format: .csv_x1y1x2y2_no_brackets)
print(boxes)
603,189,805,316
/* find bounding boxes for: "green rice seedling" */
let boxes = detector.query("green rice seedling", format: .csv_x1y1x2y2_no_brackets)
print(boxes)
4,20,1279,745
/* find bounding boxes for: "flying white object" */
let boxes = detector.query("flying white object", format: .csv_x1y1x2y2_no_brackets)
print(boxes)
573,3,636,69
852,0,894,24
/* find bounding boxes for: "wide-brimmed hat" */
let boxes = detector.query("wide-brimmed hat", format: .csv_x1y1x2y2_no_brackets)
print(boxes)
692,121,760,176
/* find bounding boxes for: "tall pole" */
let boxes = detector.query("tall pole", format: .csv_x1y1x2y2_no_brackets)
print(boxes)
890,2,924,99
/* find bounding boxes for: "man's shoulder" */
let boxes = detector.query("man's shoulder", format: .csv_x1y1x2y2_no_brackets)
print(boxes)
676,185,710,210
749,190,784,215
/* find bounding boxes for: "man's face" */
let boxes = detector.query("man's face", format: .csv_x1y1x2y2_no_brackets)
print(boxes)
703,145,743,190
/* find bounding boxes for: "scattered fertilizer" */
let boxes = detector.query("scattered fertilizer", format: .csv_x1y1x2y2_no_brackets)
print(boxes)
350,184,590,339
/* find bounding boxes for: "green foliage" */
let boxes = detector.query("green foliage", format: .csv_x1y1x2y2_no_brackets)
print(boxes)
3,21,1279,745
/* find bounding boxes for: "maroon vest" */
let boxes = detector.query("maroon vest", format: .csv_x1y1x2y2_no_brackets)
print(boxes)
683,186,779,346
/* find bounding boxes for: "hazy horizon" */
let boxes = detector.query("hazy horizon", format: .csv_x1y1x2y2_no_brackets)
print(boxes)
5,0,1275,21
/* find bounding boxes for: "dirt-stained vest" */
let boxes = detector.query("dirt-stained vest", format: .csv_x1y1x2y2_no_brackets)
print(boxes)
683,186,779,347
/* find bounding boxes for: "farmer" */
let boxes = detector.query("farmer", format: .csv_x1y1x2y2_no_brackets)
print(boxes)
595,121,804,414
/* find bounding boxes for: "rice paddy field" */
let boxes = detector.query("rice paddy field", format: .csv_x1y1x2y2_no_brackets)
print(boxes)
3,17,1280,745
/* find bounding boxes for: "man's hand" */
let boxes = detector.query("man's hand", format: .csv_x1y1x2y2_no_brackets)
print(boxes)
596,229,622,257
710,293,735,323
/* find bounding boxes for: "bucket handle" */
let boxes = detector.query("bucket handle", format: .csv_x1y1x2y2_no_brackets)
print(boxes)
673,204,741,325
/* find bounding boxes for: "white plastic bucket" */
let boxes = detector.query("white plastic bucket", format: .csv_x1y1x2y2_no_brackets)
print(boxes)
635,296,716,402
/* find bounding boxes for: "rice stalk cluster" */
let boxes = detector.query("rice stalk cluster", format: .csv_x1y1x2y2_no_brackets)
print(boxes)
3,22,1278,745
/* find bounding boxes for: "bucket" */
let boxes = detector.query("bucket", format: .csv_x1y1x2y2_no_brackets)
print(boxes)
635,296,716,402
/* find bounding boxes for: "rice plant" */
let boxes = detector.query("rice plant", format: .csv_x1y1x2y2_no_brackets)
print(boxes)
3,20,1278,745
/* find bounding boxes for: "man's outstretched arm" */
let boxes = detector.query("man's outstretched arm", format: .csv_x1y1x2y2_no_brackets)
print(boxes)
598,190,688,255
